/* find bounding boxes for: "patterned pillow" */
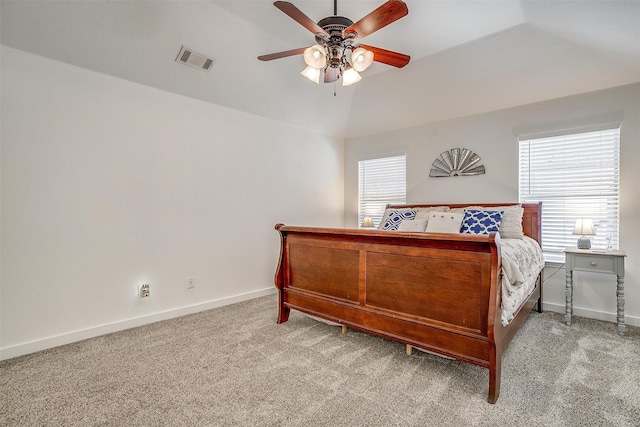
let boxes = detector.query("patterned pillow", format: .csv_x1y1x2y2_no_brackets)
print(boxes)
378,208,416,230
381,209,418,231
460,210,504,235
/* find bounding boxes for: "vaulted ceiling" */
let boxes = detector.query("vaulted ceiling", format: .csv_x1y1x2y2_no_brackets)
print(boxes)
2,1,639,138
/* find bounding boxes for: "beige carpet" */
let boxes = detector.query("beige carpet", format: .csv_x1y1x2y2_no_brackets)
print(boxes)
1,295,639,426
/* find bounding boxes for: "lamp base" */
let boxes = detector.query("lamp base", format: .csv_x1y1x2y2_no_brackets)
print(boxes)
577,236,592,249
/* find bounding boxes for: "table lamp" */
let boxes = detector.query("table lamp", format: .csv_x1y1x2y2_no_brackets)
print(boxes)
361,217,374,228
573,218,595,249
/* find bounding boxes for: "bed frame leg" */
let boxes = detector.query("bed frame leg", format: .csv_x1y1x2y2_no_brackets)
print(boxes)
488,359,501,404
406,344,412,356
277,306,290,324
276,292,290,324
341,325,347,334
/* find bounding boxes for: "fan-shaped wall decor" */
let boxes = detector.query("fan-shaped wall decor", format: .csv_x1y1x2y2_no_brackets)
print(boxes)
429,148,485,177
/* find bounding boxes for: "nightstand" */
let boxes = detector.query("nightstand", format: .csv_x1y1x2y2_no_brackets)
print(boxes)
564,247,627,335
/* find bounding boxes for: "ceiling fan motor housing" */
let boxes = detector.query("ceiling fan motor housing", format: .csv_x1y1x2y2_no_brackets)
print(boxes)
316,15,354,37
316,15,355,69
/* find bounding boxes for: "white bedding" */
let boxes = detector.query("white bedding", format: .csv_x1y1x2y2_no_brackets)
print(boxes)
500,236,545,325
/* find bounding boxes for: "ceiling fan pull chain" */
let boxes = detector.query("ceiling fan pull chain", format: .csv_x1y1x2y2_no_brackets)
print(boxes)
334,81,337,97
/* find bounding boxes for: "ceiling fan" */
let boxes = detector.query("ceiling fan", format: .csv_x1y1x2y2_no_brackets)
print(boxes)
258,0,410,86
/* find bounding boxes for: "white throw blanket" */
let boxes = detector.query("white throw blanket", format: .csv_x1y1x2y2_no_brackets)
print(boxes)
500,236,545,325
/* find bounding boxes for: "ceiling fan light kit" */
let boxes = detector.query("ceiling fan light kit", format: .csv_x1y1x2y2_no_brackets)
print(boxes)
303,45,327,69
351,47,375,72
259,0,410,86
300,65,322,84
342,64,362,86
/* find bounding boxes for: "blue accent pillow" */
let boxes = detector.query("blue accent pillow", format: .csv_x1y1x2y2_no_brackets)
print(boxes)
460,210,504,235
381,209,418,231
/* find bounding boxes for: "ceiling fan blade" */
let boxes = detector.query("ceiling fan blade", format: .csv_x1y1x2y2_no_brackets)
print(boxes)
344,0,408,42
258,47,308,61
324,67,340,83
274,1,330,40
357,44,410,68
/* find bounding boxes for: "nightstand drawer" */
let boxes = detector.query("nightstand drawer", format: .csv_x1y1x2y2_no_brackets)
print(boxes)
572,254,616,274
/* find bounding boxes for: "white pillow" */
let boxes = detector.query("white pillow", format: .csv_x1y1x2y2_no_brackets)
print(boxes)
397,219,428,232
449,206,482,214
425,212,464,233
490,205,524,239
414,206,449,221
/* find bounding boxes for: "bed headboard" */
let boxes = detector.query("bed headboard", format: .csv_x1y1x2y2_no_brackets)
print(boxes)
384,202,542,244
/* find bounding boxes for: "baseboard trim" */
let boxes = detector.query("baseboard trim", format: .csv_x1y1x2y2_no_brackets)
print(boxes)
0,287,277,361
3,293,633,361
543,302,640,327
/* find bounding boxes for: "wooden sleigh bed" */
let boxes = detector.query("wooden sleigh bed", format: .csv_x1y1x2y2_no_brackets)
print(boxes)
274,202,543,403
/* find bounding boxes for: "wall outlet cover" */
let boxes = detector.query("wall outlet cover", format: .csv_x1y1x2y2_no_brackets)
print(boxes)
138,283,150,298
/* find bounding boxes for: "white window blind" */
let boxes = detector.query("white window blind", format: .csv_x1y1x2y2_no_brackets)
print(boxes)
358,154,406,228
519,127,620,263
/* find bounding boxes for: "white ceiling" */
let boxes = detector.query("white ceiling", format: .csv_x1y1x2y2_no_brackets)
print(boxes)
2,1,639,138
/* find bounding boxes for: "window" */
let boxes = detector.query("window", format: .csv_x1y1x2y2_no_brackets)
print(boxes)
519,127,620,263
358,154,406,228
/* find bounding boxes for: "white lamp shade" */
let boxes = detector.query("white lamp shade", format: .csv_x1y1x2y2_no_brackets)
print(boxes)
342,66,362,86
303,45,327,69
573,218,595,235
351,47,374,72
300,66,321,84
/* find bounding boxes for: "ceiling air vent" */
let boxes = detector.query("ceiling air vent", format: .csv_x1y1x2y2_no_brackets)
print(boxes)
175,46,215,72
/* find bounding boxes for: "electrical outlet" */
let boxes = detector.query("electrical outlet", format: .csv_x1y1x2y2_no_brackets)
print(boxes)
187,277,195,289
138,283,150,298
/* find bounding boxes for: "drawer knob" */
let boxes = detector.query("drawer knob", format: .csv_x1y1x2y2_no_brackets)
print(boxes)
590,261,597,266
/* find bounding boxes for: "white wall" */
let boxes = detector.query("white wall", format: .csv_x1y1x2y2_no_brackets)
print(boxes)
0,47,344,359
345,83,640,328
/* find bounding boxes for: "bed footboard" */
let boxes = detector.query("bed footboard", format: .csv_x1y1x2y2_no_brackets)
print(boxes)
273,203,542,403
